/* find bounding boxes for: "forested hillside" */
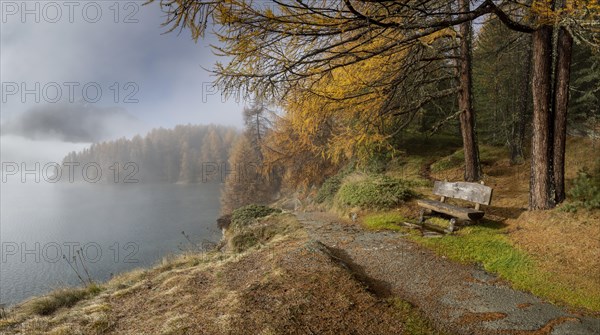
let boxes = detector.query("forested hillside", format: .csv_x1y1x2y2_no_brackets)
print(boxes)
62,124,238,183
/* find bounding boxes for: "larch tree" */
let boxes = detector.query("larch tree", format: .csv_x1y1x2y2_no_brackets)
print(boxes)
262,110,340,188
221,104,279,213
220,136,263,213
149,0,488,180
457,0,481,181
149,0,600,210
242,101,272,160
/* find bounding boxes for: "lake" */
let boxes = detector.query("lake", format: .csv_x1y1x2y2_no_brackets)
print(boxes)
0,182,222,306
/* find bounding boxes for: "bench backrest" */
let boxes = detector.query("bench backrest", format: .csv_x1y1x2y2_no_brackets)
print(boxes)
433,181,493,205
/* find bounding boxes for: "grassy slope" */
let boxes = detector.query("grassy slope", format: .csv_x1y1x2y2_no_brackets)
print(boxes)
358,136,600,312
0,214,445,335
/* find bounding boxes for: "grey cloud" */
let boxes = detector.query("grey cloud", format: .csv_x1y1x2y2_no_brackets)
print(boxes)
0,2,243,132
1,103,142,142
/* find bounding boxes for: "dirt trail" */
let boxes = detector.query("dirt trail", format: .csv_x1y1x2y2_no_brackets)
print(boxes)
297,211,600,335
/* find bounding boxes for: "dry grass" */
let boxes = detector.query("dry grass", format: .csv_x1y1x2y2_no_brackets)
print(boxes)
0,214,441,334
481,138,600,310
409,137,600,311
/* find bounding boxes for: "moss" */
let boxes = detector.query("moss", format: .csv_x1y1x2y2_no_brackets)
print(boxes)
362,212,409,231
388,298,449,335
426,217,452,229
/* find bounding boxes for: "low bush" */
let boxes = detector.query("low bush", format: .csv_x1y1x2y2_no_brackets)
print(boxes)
230,205,282,229
563,167,600,211
315,164,354,204
316,175,345,204
334,175,415,210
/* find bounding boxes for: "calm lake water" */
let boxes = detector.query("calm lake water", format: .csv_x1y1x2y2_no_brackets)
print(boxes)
0,182,222,306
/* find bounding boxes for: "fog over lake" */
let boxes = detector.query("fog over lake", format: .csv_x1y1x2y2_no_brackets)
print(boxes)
1,0,242,309
0,181,222,306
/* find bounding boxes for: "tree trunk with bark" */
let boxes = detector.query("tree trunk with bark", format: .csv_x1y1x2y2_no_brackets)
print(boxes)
458,0,481,182
511,40,532,165
552,27,573,204
530,27,556,210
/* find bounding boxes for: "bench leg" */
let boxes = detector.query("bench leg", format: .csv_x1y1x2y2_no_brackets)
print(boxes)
445,218,457,234
419,209,426,224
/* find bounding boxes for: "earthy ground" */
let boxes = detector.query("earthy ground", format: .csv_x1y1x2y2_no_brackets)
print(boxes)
298,211,600,335
0,215,439,335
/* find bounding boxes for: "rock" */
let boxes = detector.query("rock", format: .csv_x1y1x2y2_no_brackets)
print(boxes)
216,214,232,231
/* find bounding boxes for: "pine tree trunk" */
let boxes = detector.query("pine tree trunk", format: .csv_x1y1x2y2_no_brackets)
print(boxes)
511,39,532,165
458,0,481,182
553,28,573,204
530,27,555,210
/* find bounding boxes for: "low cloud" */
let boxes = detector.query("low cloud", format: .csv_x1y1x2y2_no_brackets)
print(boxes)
1,103,143,143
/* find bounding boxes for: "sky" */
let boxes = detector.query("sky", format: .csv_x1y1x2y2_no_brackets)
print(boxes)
0,0,244,163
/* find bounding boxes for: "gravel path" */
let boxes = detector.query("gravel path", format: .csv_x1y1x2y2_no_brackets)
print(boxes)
297,212,600,335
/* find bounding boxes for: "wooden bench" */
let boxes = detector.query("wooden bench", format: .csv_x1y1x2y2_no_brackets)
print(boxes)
416,180,493,233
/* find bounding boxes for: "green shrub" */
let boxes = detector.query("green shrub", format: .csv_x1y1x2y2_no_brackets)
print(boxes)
315,164,355,204
229,232,259,253
565,168,600,211
334,176,415,210
230,204,282,229
316,175,344,204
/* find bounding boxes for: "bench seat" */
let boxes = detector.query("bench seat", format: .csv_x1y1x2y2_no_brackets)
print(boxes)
416,198,485,221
